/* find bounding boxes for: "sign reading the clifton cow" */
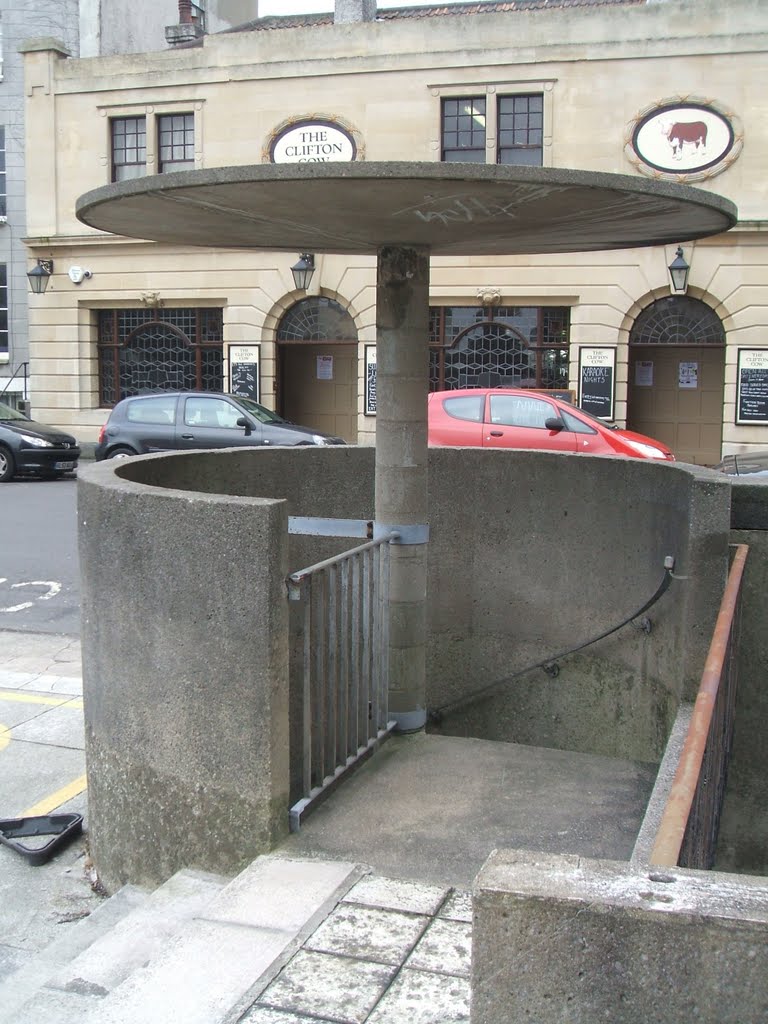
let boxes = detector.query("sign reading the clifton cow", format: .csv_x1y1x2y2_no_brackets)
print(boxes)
630,102,735,176
270,120,357,163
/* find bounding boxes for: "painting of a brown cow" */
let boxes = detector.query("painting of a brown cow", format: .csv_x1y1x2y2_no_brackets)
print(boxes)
665,120,708,159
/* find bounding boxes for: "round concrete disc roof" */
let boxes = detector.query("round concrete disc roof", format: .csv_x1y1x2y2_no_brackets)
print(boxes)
76,162,737,257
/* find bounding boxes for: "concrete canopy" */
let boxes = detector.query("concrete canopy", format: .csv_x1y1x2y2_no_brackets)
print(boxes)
75,162,737,256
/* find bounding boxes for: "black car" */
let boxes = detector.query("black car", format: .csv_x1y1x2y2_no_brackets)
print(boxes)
95,391,347,460
0,401,80,482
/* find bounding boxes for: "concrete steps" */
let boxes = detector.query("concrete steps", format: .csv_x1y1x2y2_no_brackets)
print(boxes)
0,856,362,1024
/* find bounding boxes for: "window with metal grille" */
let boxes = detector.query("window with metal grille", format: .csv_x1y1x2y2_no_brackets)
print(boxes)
97,308,223,406
498,94,543,166
277,297,357,341
111,117,147,182
429,306,570,392
158,114,194,173
0,127,6,216
630,296,725,346
441,97,486,163
0,264,7,355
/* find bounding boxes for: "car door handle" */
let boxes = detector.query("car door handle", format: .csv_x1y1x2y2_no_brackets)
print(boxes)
181,433,194,439
488,430,503,437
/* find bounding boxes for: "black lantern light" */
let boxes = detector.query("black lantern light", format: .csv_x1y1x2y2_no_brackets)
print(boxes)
27,259,54,295
291,253,315,291
667,247,690,293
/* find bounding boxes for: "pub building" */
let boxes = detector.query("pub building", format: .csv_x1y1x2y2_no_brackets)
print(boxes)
21,0,768,465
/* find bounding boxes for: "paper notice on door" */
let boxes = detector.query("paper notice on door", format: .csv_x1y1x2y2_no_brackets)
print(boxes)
317,355,334,380
635,360,653,387
679,361,698,389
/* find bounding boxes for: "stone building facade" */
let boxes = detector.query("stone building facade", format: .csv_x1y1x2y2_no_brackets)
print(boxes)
20,0,768,463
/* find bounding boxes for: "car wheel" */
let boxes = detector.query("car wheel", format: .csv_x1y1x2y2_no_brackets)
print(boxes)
107,446,137,459
0,446,15,482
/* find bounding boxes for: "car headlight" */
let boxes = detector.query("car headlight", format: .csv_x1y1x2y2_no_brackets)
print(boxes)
311,434,330,446
19,433,54,448
623,438,671,460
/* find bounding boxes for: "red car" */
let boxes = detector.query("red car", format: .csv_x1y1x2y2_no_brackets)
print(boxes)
428,388,675,461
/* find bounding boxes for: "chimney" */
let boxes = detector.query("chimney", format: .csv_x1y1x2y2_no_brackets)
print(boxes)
166,0,206,47
334,0,377,23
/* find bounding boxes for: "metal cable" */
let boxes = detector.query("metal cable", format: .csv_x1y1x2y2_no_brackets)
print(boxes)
428,563,675,723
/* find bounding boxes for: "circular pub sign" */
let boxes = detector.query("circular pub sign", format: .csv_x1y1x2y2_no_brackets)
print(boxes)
270,120,357,164
630,102,736,177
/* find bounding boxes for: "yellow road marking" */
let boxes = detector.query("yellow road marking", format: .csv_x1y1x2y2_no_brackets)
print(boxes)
0,724,9,752
21,774,88,817
0,691,83,710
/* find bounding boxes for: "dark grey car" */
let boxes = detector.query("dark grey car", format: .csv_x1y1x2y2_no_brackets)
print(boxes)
95,392,347,460
0,400,80,482
715,452,768,478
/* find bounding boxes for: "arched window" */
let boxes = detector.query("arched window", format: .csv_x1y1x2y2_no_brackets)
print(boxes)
630,296,725,346
277,297,357,341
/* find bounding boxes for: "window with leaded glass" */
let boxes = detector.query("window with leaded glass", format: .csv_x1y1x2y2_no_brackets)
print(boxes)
111,117,146,182
158,114,195,173
441,97,486,163
630,296,725,346
429,306,570,392
97,308,223,406
498,94,543,166
0,264,7,355
0,127,6,217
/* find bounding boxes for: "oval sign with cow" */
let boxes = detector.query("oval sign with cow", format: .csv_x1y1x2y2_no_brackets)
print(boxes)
631,103,735,175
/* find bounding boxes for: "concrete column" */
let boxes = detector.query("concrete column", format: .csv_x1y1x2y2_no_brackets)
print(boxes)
375,245,430,731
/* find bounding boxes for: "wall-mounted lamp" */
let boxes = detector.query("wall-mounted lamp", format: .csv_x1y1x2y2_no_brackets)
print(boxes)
68,266,92,285
667,246,690,293
27,259,53,295
291,253,315,291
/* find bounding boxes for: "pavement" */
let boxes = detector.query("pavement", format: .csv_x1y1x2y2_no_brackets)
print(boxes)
0,630,99,984
0,628,657,1023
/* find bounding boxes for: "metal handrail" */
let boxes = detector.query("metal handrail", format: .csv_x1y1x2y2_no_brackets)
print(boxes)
0,362,29,400
650,543,748,868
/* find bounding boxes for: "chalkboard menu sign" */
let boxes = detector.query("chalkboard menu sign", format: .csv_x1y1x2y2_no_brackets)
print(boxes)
229,345,261,403
365,345,377,416
578,347,616,420
736,349,768,425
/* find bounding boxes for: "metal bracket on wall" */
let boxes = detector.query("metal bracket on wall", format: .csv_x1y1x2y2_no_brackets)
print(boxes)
288,517,429,544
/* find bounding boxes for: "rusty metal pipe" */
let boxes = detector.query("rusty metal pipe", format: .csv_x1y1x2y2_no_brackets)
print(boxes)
650,543,749,867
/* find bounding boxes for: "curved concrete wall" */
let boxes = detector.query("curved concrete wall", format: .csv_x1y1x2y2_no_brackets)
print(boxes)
79,460,290,891
79,446,732,887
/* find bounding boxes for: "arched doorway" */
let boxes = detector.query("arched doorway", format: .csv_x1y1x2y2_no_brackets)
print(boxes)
628,296,725,465
276,297,358,443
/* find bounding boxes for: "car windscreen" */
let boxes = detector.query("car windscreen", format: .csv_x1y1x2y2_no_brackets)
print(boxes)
0,401,29,421
229,395,286,424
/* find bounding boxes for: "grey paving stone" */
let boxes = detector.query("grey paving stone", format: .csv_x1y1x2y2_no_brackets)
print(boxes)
258,949,395,1024
305,903,429,965
342,874,448,916
406,918,472,976
242,1008,334,1023
366,967,471,1024
439,890,473,923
